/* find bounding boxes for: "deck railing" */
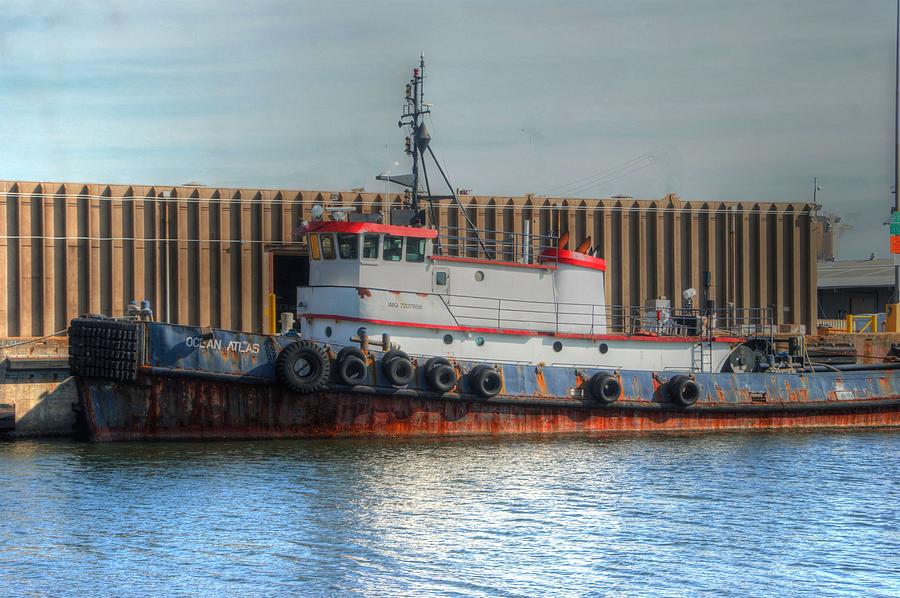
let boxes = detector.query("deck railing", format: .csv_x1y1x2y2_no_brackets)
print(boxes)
436,229,560,263
441,292,774,339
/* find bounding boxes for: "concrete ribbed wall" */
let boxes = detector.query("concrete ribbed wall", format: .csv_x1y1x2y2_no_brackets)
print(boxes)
0,180,819,336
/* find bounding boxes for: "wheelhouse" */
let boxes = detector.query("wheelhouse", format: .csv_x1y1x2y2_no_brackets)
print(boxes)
305,222,436,259
299,221,439,288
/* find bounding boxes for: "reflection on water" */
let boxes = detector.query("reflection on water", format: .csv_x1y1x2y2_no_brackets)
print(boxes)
1,432,899,596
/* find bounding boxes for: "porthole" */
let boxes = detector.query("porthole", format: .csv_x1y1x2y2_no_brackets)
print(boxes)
599,343,609,354
553,341,563,352
325,326,333,338
475,337,485,347
474,270,485,282
443,334,453,345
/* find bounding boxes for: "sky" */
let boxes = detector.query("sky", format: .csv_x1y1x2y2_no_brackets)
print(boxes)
0,0,896,259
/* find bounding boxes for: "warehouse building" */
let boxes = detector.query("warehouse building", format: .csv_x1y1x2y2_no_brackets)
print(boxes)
0,180,820,337
818,258,894,319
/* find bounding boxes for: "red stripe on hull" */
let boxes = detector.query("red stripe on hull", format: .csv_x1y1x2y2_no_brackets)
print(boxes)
303,313,744,344
79,377,900,441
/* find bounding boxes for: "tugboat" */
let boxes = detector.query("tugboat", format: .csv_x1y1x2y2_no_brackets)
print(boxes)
69,57,900,440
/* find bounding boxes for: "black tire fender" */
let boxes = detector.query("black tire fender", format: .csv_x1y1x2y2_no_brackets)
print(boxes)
336,355,368,386
469,364,502,398
425,356,451,373
381,349,406,367
277,340,330,394
587,372,621,403
667,374,700,406
337,346,366,364
425,357,457,392
382,351,415,386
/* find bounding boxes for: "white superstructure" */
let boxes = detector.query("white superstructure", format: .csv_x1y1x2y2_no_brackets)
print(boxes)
296,220,740,372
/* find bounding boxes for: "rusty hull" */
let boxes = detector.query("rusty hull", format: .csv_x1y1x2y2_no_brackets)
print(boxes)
77,375,900,441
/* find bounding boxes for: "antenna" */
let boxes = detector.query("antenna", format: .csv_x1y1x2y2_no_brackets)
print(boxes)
384,56,491,258
396,54,431,215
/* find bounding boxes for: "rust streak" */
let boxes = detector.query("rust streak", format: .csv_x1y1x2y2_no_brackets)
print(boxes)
574,370,586,388
81,376,900,441
534,368,549,397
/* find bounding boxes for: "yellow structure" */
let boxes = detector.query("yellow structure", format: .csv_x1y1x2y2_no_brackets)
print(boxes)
846,313,879,334
267,293,277,334
885,304,900,333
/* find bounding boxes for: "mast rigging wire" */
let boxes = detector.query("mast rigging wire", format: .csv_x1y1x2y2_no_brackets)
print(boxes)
424,144,491,258
542,153,657,197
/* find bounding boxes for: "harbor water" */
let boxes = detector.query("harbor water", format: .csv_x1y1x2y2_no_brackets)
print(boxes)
1,432,898,596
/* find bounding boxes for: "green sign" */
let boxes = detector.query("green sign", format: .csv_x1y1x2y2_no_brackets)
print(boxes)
891,212,900,235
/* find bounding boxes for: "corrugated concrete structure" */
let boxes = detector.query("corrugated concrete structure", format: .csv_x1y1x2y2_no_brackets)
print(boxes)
0,180,820,336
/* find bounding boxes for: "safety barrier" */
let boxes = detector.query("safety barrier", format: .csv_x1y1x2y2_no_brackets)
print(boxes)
845,314,880,333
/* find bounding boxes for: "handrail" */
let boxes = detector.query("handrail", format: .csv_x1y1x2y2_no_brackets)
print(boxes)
449,294,773,339
436,228,560,263
306,283,774,339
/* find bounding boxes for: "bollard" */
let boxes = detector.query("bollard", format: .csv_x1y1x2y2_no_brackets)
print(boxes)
280,312,294,334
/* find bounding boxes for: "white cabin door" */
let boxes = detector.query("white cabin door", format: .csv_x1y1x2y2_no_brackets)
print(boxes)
432,268,451,304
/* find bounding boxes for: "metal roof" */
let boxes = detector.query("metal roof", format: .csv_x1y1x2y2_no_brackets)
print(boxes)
817,258,895,289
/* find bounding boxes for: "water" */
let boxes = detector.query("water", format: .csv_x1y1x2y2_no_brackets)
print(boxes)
1,432,898,597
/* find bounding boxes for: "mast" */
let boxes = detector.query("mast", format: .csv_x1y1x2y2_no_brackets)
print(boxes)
401,54,430,214
383,56,490,257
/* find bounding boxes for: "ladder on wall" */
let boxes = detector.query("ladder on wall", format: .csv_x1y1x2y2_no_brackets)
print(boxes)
691,317,714,373
691,341,713,373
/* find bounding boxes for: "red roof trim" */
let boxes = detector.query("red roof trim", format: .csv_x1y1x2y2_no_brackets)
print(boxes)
302,221,438,239
430,255,557,270
540,248,607,272
303,313,741,344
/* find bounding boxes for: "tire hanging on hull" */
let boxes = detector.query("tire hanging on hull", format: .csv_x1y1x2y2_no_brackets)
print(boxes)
667,374,700,406
382,350,415,387
585,372,621,404
336,347,368,386
425,357,457,393
277,340,330,394
469,364,502,397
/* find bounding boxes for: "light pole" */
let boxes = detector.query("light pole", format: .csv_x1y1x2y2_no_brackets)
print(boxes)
813,177,821,205
894,0,900,302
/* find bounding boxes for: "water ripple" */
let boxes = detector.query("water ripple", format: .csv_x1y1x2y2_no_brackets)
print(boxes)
0,432,899,596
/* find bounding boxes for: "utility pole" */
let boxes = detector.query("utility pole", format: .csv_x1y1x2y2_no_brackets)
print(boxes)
887,0,900,333
894,0,900,302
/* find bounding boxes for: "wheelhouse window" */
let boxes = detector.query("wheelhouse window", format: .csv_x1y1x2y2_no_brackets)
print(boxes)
308,234,320,260
405,238,426,262
383,235,403,262
362,234,379,259
320,234,336,259
337,233,358,259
